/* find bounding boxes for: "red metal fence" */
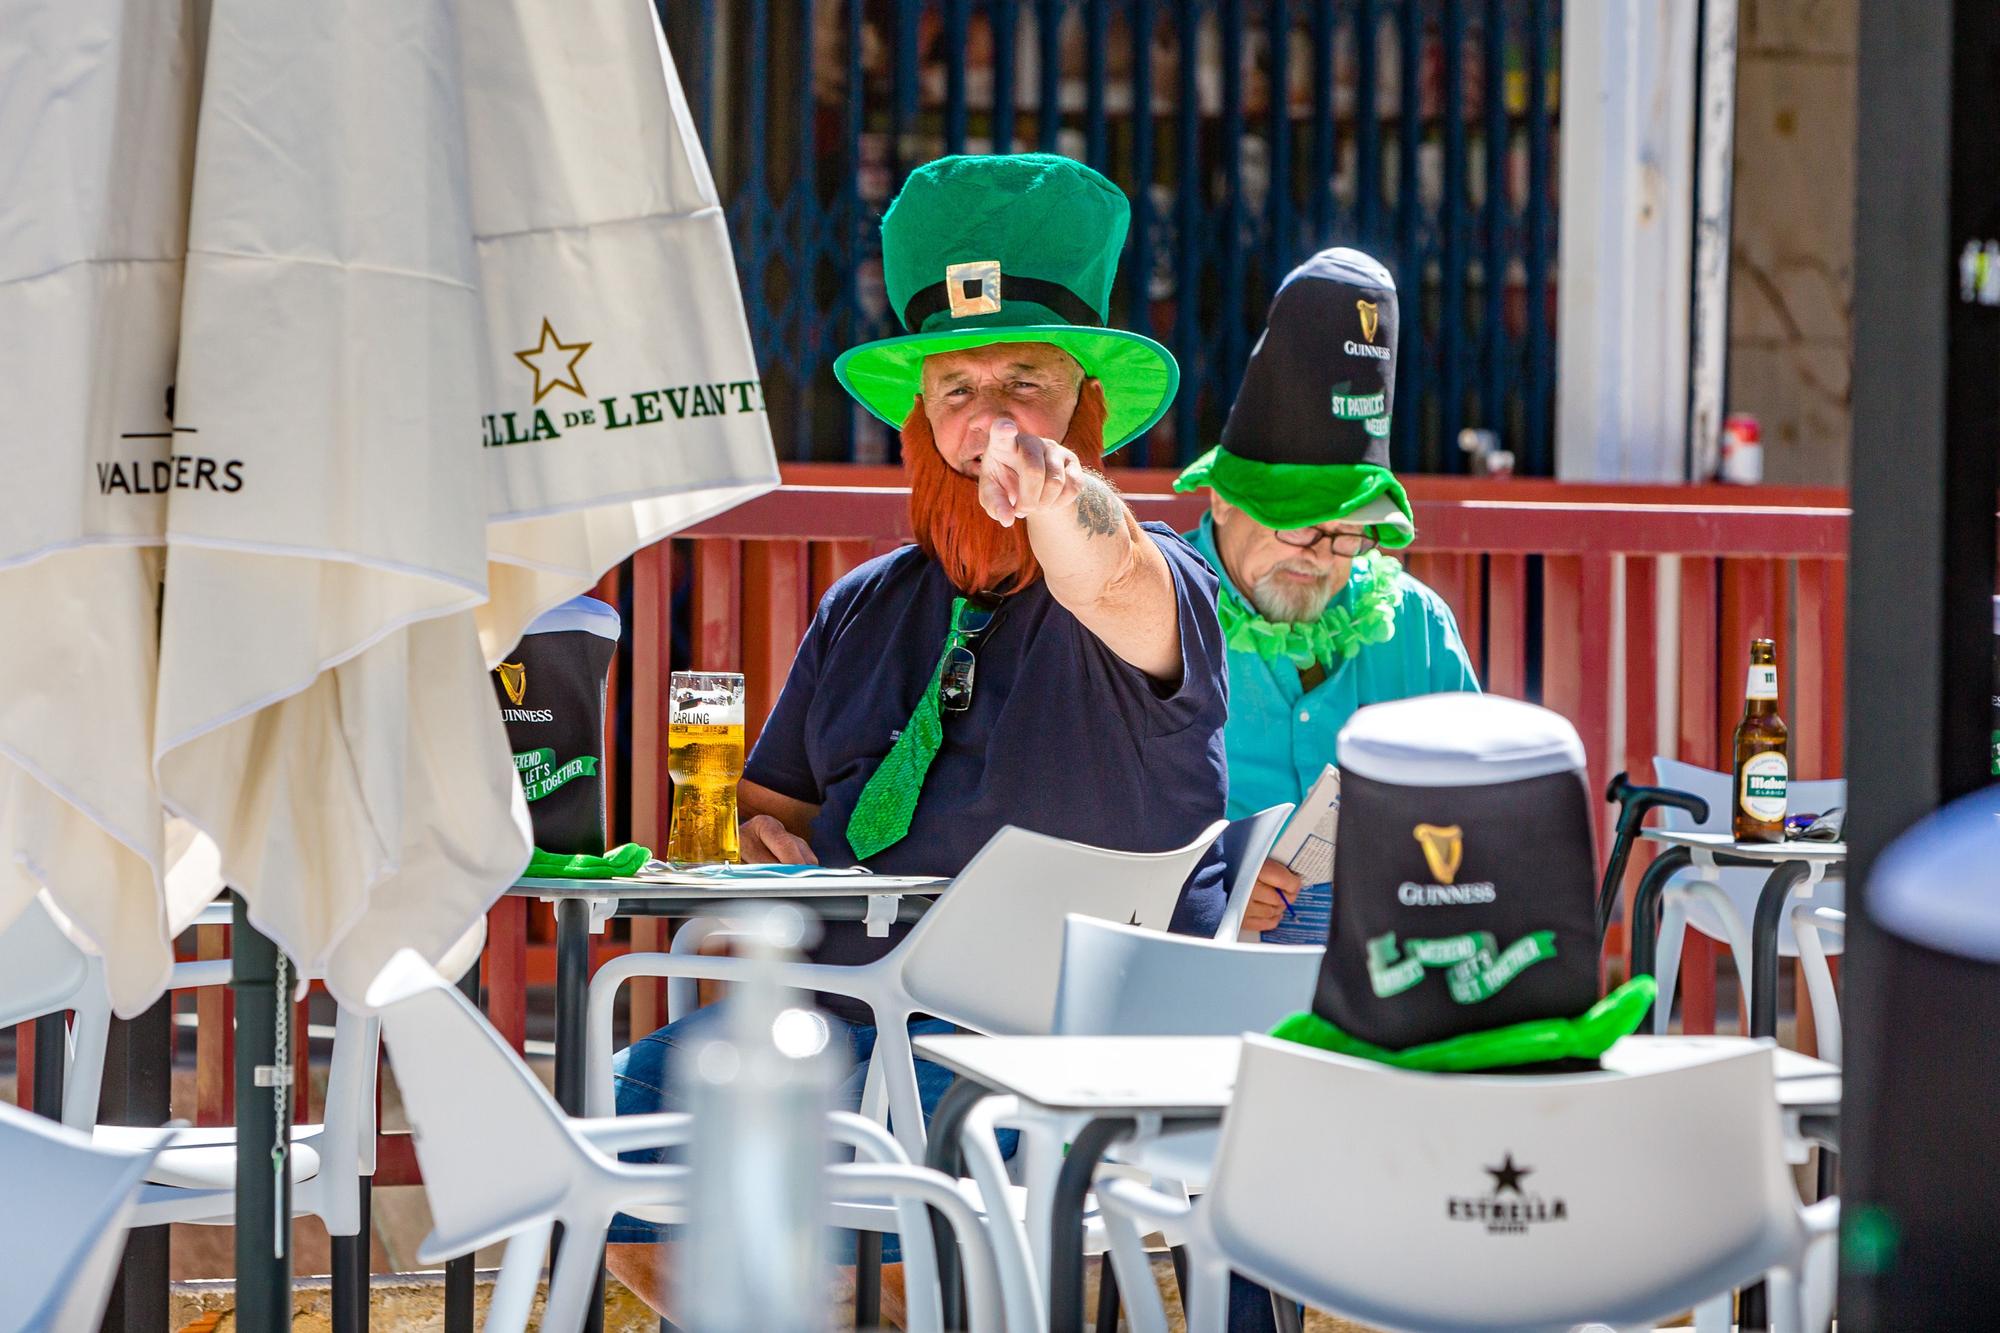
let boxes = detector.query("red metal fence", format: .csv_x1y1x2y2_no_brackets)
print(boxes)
612,469,1855,1042
8,472,1860,1180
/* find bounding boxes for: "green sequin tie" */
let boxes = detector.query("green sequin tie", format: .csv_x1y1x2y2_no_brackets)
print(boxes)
846,596,974,860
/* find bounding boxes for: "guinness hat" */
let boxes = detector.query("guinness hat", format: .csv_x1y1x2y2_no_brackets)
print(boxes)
833,153,1177,452
1175,247,1414,546
1319,694,1598,1054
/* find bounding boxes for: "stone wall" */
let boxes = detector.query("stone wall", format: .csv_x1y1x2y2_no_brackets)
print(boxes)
1727,0,1858,485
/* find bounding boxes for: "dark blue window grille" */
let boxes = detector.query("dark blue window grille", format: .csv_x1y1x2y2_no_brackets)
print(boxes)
660,0,1560,474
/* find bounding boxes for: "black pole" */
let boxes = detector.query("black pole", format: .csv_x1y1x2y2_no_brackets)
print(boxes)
32,1009,66,1121
445,959,482,1333
97,993,173,1333
1846,1,2000,1324
233,892,293,1331
330,1176,372,1333
549,897,606,1333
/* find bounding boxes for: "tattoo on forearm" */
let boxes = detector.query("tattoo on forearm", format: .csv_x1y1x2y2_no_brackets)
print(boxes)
1073,474,1121,537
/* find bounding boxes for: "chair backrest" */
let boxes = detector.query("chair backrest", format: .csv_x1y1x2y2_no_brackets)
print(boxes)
0,895,97,1028
319,1005,383,1180
1652,757,1847,947
1053,915,1322,1036
1215,804,1295,939
0,1102,163,1333
896,820,1228,1035
367,951,585,1255
1204,1034,1800,1332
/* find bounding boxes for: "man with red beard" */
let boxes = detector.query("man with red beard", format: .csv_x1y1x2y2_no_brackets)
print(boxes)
604,154,1228,1319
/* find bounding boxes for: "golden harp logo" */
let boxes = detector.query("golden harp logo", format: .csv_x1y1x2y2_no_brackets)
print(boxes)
1413,824,1464,885
497,662,528,707
1357,299,1380,343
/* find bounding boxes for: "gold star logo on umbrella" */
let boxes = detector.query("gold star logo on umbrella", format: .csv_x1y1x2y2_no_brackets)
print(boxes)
514,318,592,403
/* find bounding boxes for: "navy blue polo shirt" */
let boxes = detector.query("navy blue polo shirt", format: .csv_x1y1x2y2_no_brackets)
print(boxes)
745,522,1230,1019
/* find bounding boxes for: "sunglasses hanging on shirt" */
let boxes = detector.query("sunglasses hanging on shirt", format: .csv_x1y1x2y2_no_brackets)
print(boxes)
940,600,999,713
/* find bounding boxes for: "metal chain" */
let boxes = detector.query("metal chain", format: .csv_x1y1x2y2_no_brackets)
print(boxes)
272,951,289,1260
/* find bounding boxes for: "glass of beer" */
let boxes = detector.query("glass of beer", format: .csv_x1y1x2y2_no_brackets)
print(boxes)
666,671,746,864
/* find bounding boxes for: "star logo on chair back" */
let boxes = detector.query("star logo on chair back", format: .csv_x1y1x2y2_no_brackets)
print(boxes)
1484,1152,1532,1195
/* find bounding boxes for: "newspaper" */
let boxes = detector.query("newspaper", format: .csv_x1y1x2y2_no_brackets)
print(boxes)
1268,765,1341,886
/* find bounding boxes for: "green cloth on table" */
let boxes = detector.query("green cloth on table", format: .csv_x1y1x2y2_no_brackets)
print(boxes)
525,843,651,879
1269,975,1657,1073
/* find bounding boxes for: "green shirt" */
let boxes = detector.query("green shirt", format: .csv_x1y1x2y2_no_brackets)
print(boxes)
1185,515,1481,820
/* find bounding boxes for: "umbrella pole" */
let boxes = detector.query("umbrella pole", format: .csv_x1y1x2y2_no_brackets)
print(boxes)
233,891,294,1329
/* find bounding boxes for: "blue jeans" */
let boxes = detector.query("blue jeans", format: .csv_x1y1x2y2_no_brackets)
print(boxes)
607,1007,1014,1260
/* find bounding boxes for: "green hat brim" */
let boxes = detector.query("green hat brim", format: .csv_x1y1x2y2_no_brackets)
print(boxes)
1173,447,1415,548
833,326,1178,453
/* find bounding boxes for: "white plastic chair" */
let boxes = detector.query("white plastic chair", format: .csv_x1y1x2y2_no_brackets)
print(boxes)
0,895,113,1130
1052,915,1321,1189
369,950,1001,1333
1214,804,1295,939
101,1004,379,1239
1055,914,1322,1040
1791,905,1846,1065
1649,757,1846,1035
0,895,381,1242
589,823,1222,1332
983,916,1322,1319
1098,1034,1838,1333
0,1101,168,1333
586,820,1228,1159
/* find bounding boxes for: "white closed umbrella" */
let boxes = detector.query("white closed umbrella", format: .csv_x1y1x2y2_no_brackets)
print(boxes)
0,0,214,1016
469,0,779,661
154,0,776,1010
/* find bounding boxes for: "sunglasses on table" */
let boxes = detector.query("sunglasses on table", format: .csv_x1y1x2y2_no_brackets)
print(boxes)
1272,524,1380,558
940,600,998,713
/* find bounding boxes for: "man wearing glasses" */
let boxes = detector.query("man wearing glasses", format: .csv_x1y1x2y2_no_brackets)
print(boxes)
605,154,1229,1320
1176,248,1479,950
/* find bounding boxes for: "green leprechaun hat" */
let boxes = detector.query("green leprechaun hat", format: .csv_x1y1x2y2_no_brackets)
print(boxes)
1175,247,1415,547
834,154,1177,452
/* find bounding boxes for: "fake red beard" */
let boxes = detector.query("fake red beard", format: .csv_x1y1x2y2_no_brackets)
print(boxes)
902,378,1109,597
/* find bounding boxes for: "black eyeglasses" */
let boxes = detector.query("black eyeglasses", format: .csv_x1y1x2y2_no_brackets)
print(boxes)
939,601,998,713
1272,524,1379,558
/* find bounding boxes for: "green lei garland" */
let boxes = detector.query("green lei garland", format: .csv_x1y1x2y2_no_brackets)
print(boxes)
1217,554,1403,670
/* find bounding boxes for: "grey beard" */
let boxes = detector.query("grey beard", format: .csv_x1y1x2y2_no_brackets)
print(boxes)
1249,571,1337,623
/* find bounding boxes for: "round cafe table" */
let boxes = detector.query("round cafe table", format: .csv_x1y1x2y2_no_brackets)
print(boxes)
1629,829,1846,1040
1628,831,1845,1333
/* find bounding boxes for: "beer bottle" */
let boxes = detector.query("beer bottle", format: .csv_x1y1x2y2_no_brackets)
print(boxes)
1733,638,1789,842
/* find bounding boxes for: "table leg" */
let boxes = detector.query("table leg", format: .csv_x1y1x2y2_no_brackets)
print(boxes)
446,963,482,1333
551,897,607,1333
854,1230,882,1329
31,1010,65,1120
1093,1254,1121,1333
1049,1116,1137,1333
1629,847,1694,1028
1738,859,1813,1333
922,1076,993,1331
1749,862,1810,1040
444,1250,475,1333
101,994,174,1333
332,1175,372,1333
